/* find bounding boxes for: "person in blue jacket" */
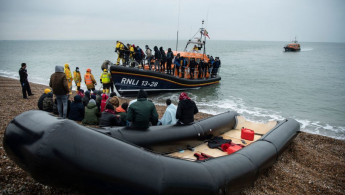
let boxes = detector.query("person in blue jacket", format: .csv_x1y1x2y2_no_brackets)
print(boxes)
212,57,221,77
181,56,187,78
166,48,174,75
174,53,181,77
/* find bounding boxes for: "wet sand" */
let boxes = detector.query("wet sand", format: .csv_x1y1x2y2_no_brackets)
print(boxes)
0,76,344,194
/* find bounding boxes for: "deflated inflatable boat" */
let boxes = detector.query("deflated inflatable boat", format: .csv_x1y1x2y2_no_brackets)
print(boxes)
4,110,300,194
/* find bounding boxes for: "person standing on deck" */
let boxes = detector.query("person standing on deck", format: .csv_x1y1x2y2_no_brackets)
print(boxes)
73,67,82,91
115,41,125,65
190,58,198,79
64,64,73,95
135,46,143,67
166,48,174,75
19,63,34,99
145,45,153,69
159,47,167,73
153,46,161,71
198,60,205,79
174,53,181,77
180,56,187,78
203,60,209,78
212,57,221,77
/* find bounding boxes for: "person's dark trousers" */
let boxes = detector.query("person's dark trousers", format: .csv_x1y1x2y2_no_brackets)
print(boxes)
21,81,32,98
167,60,172,75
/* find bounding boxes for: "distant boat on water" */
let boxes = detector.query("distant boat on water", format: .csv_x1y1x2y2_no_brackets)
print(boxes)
284,37,301,52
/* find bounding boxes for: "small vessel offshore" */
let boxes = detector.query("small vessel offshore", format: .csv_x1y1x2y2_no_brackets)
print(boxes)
4,110,300,194
110,21,221,95
284,37,301,52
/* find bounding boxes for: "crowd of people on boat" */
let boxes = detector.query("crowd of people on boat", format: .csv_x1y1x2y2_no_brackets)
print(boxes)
36,64,199,128
115,40,221,79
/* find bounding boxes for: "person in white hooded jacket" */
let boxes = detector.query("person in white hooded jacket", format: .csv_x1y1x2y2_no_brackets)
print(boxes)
159,99,177,125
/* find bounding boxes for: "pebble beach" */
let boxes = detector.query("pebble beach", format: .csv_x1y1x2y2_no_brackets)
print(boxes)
0,76,344,194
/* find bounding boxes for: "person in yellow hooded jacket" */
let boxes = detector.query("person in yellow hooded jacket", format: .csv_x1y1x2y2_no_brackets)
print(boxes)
84,68,97,92
100,69,112,94
115,41,125,65
64,64,73,95
73,67,82,91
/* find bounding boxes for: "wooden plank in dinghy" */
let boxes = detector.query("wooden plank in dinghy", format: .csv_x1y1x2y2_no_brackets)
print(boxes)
168,116,277,161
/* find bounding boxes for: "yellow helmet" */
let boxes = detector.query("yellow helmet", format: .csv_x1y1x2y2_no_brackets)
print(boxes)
64,64,69,69
103,69,108,72
44,88,51,94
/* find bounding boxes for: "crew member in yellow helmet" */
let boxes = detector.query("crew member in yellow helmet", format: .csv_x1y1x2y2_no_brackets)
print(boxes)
73,67,82,91
64,64,73,95
115,41,125,65
84,68,97,92
100,69,111,94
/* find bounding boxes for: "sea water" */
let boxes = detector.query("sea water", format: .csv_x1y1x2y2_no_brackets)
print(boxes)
0,40,344,140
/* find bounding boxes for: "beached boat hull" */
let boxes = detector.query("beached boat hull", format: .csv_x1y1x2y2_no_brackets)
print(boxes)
4,110,299,194
110,65,221,95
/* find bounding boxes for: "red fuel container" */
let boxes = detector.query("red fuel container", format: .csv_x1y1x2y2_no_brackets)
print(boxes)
226,144,243,154
241,128,254,141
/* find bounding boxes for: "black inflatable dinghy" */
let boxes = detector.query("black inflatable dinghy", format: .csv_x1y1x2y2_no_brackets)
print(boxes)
4,110,300,194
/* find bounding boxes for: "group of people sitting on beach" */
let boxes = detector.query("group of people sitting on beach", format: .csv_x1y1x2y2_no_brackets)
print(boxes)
38,87,198,128
115,41,221,79
42,64,199,129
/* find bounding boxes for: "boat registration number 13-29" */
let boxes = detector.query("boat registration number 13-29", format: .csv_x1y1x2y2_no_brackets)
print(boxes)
121,78,159,87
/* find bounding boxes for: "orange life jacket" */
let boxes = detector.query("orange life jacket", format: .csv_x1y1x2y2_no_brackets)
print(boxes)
85,73,92,85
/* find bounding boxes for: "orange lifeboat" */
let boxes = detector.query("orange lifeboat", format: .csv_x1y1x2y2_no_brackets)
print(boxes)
284,37,301,52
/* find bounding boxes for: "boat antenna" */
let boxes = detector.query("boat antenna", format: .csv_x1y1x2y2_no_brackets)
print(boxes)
176,0,181,51
202,20,207,61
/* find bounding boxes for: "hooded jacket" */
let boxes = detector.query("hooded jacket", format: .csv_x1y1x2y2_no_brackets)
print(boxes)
160,104,177,125
154,46,161,60
82,91,90,107
115,106,127,126
49,66,69,95
126,90,158,129
64,64,73,82
42,92,54,112
99,104,121,127
37,93,48,110
73,70,81,84
176,93,198,125
68,95,85,121
82,99,99,125
100,94,109,112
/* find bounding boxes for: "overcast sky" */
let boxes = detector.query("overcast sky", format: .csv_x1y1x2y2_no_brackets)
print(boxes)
0,0,344,42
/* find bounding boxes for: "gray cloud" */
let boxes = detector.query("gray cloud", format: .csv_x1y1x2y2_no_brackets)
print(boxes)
0,0,344,42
